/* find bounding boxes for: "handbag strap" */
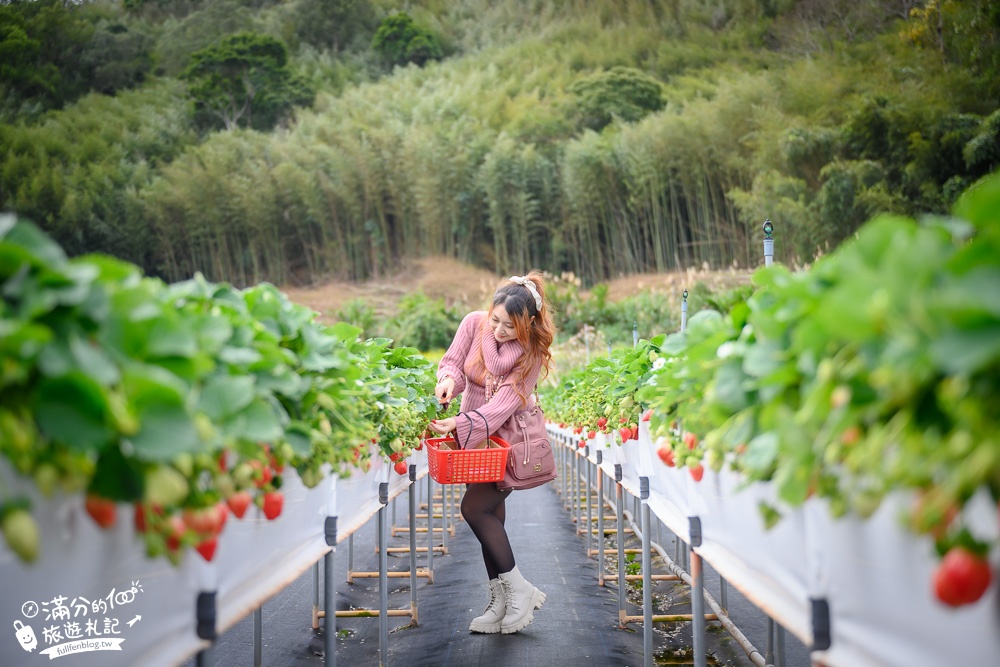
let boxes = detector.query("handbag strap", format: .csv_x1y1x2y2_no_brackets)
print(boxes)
471,409,490,439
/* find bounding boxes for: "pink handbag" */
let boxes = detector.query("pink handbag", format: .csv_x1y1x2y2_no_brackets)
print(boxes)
465,405,556,491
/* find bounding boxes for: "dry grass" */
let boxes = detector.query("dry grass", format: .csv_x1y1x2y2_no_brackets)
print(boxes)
282,256,755,324
281,256,501,323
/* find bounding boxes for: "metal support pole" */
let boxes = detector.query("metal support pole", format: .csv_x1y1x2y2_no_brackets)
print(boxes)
776,624,786,667
253,606,262,667
689,517,706,667
408,466,418,624
720,578,728,614
640,477,653,667
763,219,774,267
597,450,606,585
324,517,337,666
426,476,434,573
633,321,639,347
585,446,593,556
378,483,389,666
615,464,626,625
312,562,320,629
681,290,688,332
766,618,775,665
574,448,582,532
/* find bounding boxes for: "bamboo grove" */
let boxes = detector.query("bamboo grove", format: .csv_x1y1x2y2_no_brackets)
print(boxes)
1,0,998,287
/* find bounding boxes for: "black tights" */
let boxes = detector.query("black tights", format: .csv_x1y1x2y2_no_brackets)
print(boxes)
461,483,514,579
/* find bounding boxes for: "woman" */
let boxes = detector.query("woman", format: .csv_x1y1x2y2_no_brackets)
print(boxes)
427,271,555,635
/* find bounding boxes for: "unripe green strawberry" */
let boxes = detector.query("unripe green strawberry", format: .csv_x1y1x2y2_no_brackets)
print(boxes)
33,463,59,497
144,466,189,507
2,508,40,563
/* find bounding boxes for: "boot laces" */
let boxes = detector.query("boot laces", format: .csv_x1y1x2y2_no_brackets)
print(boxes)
501,579,521,612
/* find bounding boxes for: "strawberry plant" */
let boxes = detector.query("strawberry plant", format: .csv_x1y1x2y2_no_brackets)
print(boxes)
0,214,443,565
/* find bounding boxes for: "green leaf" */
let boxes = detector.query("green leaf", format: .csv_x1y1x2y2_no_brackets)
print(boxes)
88,444,144,501
225,398,283,442
742,432,779,474
930,324,1000,374
130,402,201,461
33,373,114,450
198,375,256,421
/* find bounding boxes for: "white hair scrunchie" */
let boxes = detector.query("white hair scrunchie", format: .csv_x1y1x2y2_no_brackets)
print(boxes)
509,275,543,312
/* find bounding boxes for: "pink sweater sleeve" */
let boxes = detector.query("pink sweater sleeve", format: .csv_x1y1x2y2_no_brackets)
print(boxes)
436,311,482,397
453,361,542,449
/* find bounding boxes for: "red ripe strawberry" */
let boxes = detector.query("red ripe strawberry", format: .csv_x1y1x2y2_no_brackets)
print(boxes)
85,495,117,529
619,427,631,442
619,417,627,424
657,445,674,467
597,417,608,429
630,425,639,440
165,515,186,551
559,422,567,429
587,430,597,440
415,441,423,451
262,492,284,521
134,504,149,533
573,425,583,435
195,536,218,562
577,439,586,449
934,547,993,607
249,460,273,488
684,432,698,450
641,410,652,422
217,450,228,472
226,491,252,519
394,461,408,476
689,464,705,482
183,507,221,536
215,503,228,533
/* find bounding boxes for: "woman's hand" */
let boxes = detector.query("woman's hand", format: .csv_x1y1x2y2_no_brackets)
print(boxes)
435,377,456,404
428,417,457,436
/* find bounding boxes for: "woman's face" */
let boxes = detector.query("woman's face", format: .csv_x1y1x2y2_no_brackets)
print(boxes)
490,304,517,342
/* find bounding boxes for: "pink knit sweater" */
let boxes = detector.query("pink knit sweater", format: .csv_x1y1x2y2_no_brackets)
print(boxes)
437,311,541,448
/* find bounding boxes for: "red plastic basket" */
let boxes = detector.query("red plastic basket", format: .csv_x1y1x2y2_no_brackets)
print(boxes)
424,436,510,484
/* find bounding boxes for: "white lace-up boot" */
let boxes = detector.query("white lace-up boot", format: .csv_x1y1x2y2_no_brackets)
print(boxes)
498,566,546,634
469,579,506,633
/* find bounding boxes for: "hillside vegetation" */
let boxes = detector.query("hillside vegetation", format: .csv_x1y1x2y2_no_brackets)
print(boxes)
1,0,998,287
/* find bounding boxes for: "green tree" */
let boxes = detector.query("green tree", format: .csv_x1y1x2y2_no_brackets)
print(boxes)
180,32,314,131
371,12,442,68
292,0,377,53
568,66,665,132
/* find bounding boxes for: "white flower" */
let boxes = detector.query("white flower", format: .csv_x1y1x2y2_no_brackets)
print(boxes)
652,357,666,370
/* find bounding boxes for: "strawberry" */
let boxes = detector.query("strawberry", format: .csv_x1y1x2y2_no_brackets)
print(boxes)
577,439,586,449
630,425,639,440
587,430,597,440
689,464,704,482
389,451,404,462
217,450,228,472
165,515,186,552
597,417,608,429
619,417,627,424
85,495,117,529
573,425,583,434
619,427,631,442
195,536,218,562
656,445,674,467
183,507,221,536
394,461,408,476
262,492,284,521
226,491,252,519
1,508,40,563
215,502,228,532
559,422,567,429
249,460,273,488
134,503,163,534
684,432,698,450
641,410,652,422
934,547,992,607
